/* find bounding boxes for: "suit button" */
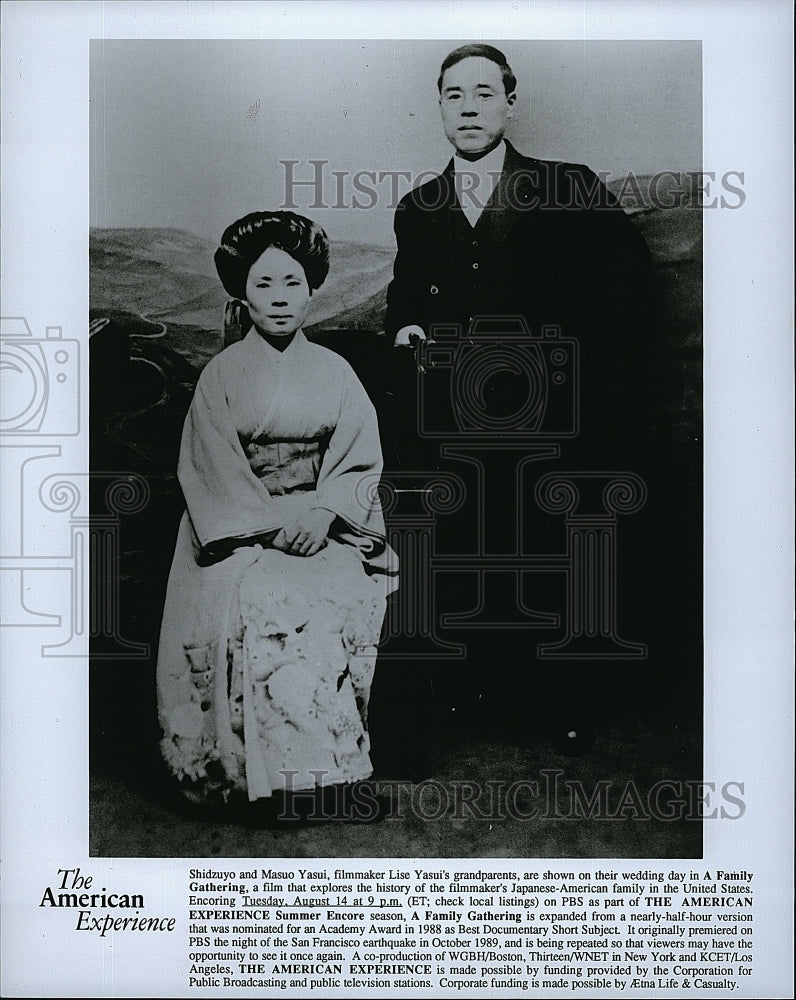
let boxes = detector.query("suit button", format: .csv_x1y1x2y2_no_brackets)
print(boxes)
472,240,479,247
472,262,479,270
429,284,439,295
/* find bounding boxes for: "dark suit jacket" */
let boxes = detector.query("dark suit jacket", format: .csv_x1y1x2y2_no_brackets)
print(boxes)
384,140,656,465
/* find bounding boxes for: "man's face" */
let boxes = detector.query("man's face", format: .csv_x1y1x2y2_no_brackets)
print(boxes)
439,56,515,159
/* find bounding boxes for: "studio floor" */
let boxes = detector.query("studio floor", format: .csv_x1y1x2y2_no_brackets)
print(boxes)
90,696,703,859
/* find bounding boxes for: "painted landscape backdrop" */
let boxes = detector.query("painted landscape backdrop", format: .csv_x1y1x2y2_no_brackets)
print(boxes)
90,172,701,440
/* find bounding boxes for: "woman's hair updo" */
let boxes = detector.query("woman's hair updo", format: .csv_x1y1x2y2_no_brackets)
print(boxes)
214,211,330,299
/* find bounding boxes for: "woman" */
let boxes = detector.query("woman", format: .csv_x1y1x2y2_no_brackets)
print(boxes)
156,211,397,819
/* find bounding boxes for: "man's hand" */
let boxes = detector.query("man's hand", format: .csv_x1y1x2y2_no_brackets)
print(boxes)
273,508,335,557
393,324,427,347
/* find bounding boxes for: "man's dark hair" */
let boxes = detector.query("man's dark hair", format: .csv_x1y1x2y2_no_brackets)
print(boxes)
437,44,516,96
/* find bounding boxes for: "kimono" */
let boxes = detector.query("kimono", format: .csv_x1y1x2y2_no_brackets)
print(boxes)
156,328,397,803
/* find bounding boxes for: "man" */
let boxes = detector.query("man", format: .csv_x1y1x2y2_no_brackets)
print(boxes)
385,43,654,466
372,45,657,774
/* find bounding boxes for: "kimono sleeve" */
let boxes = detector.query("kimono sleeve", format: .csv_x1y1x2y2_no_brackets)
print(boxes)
177,354,307,550
312,359,389,550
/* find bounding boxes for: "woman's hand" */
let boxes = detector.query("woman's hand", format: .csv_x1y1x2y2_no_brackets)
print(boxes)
274,508,335,557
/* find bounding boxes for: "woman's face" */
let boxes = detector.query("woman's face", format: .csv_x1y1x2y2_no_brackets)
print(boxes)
244,246,311,337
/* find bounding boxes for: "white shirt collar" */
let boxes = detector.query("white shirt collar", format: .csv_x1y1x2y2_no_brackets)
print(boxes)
452,140,506,223
453,139,507,180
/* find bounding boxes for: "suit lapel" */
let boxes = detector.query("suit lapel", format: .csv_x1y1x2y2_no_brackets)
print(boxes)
473,141,543,250
438,160,459,293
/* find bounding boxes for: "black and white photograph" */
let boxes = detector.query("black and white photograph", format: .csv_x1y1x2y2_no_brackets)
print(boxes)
87,36,705,858
1,2,793,997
